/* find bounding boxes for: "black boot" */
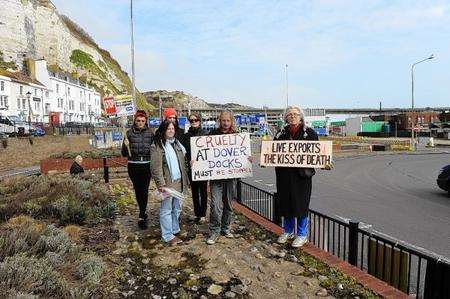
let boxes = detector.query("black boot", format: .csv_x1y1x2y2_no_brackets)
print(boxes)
138,213,148,230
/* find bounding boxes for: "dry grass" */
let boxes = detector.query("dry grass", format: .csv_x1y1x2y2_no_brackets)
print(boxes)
0,135,92,172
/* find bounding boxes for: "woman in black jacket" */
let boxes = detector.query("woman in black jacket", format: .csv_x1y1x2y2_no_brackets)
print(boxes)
275,106,319,248
122,110,154,229
183,113,208,223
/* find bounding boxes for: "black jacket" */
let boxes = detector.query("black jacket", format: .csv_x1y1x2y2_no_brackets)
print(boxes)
274,125,319,218
70,162,84,175
121,125,154,161
183,126,208,161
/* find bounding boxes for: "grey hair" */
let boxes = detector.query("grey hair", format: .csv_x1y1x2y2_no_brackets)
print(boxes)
283,106,305,121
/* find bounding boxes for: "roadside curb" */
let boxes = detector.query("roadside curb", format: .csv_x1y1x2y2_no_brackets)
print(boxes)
233,201,412,299
334,150,449,161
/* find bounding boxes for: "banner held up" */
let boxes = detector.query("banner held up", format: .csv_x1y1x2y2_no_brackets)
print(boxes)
260,140,332,168
190,132,253,181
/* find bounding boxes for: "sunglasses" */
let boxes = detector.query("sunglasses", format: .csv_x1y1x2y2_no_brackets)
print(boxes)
189,119,200,123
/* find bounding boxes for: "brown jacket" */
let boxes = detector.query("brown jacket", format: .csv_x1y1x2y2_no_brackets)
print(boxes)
150,140,189,193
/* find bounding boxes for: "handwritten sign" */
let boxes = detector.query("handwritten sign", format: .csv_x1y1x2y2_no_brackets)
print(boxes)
260,140,332,168
190,133,253,181
115,95,135,116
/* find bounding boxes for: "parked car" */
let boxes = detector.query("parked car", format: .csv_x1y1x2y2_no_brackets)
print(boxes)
437,164,450,197
33,126,46,137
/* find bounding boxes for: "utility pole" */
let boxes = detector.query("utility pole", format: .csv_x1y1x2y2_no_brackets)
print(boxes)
130,0,136,109
158,94,162,120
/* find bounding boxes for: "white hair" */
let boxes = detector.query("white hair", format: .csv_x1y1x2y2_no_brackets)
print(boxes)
283,106,305,121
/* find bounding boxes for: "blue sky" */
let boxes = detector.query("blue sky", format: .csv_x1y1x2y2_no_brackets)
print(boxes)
53,0,450,108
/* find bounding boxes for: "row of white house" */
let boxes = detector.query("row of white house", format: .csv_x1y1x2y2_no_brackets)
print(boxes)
0,59,102,125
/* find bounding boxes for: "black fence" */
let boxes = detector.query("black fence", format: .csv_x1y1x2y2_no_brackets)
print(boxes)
236,180,450,299
51,124,95,136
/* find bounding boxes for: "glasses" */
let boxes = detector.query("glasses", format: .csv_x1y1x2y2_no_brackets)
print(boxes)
189,119,199,123
286,113,300,118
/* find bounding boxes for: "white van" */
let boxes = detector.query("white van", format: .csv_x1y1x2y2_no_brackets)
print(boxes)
0,115,32,135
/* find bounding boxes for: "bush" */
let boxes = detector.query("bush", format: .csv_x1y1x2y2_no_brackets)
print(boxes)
50,149,121,159
76,254,106,285
0,217,107,295
110,184,135,214
52,195,87,225
0,175,116,225
0,216,75,261
0,253,68,297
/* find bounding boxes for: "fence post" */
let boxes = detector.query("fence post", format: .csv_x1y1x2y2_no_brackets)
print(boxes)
272,192,282,226
348,221,359,266
103,157,109,183
236,179,242,203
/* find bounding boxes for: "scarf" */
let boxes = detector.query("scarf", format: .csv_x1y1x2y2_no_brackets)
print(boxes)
289,124,301,139
162,138,186,181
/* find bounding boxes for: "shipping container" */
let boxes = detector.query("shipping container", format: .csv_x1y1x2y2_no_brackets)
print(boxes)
361,121,387,133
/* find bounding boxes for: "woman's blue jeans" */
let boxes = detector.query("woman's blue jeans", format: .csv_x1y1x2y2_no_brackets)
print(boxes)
160,196,182,242
283,216,309,237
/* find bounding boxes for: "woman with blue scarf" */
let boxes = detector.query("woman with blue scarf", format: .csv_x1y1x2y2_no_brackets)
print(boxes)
151,120,189,246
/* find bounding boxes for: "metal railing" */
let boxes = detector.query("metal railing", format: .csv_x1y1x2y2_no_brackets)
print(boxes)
236,179,450,299
102,157,128,183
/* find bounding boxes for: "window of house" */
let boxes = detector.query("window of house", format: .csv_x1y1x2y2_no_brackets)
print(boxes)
56,84,59,93
22,99,26,109
45,91,49,98
67,87,70,96
0,81,4,91
45,103,50,114
34,89,37,96
20,86,23,95
17,99,20,109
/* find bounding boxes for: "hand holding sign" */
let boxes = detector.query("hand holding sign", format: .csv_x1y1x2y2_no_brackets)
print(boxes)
190,133,253,181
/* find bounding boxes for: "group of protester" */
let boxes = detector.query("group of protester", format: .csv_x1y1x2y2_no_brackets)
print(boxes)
120,106,323,248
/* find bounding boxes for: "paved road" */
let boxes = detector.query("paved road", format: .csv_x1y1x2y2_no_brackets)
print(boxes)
0,166,40,180
245,152,450,258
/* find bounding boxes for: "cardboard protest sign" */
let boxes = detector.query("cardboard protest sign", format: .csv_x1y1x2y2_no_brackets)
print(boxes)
190,132,253,181
260,140,332,168
115,95,135,116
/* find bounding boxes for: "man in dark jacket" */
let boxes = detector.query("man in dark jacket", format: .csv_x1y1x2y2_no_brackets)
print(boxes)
182,113,208,223
122,110,154,229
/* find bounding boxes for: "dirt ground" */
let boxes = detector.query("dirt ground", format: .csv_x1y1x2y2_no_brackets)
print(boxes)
0,135,92,171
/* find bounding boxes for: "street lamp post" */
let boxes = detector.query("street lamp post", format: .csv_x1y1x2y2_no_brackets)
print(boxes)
410,54,434,150
26,91,32,130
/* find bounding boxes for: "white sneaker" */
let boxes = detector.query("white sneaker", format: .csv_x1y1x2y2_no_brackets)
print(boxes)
277,232,294,244
206,233,220,245
292,236,307,248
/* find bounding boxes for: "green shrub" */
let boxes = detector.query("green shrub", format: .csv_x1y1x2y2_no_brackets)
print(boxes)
50,149,121,159
76,254,106,285
0,176,116,225
52,195,87,225
0,253,68,297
